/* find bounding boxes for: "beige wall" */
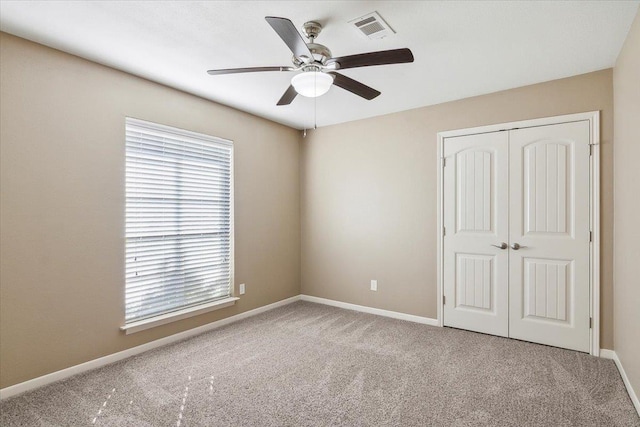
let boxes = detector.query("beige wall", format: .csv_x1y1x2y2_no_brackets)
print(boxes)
0,33,301,388
301,69,615,349
614,10,640,402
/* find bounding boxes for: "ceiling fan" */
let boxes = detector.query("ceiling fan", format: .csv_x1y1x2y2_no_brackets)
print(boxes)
207,16,414,106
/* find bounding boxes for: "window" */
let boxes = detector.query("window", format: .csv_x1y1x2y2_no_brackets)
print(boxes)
124,118,233,328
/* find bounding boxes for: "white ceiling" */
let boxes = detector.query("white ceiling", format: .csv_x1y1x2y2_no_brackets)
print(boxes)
1,1,638,130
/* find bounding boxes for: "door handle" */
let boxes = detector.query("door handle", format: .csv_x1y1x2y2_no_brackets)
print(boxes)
510,243,526,250
491,242,508,249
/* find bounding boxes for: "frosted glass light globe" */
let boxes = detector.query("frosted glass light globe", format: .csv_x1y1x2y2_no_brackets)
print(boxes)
291,71,333,97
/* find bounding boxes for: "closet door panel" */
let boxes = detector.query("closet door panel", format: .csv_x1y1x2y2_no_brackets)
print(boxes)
443,131,509,337
508,121,591,352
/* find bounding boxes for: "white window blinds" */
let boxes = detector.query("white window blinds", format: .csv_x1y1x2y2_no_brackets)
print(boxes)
125,118,233,323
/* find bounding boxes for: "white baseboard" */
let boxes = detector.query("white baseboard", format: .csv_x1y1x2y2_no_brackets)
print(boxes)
300,294,439,327
0,295,301,400
600,349,640,415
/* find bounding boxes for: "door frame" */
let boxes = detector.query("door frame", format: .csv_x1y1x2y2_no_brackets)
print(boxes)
436,111,601,356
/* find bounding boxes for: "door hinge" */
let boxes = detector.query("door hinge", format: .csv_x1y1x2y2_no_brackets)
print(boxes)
589,317,593,329
589,145,593,156
589,231,592,242
443,295,446,305
442,157,446,167
443,227,446,237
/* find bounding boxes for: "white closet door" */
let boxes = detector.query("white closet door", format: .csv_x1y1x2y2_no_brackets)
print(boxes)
508,121,591,352
443,132,509,337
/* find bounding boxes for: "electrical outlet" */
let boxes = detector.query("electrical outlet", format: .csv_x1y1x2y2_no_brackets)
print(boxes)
239,283,245,295
370,280,377,291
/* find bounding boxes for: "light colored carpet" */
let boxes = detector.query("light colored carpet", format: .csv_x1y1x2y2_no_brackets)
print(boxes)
1,301,638,426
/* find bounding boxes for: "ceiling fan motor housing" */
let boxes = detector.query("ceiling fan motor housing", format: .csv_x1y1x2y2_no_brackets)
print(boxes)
309,43,332,62
292,43,332,67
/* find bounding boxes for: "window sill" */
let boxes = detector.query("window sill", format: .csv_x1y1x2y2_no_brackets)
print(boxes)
120,297,239,335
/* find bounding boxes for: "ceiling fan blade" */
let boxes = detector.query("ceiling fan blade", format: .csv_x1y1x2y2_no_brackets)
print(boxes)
277,85,298,106
328,48,414,70
329,72,380,100
265,16,313,59
207,66,294,75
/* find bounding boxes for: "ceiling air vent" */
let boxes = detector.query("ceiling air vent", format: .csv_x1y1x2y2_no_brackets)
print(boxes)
349,12,395,40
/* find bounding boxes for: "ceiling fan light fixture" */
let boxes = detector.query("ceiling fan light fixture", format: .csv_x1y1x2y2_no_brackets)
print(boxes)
291,71,333,98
